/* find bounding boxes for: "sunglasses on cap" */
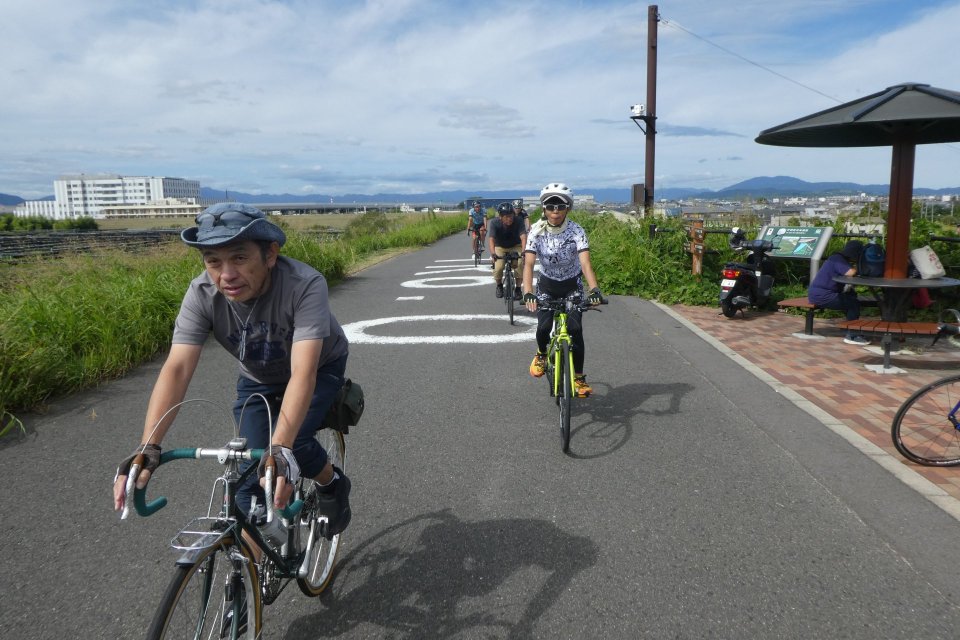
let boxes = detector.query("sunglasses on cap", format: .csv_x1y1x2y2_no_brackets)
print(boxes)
195,208,261,229
543,203,569,212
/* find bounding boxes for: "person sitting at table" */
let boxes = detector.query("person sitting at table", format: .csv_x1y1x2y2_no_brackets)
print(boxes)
808,240,870,346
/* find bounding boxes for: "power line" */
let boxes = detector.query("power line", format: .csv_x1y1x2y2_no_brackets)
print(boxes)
659,16,843,104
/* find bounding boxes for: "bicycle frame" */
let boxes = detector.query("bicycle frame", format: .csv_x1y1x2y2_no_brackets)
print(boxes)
544,300,578,398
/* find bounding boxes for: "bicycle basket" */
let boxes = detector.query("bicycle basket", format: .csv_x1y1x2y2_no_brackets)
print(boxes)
320,378,365,434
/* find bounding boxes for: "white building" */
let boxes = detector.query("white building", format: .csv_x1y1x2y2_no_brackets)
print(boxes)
51,174,200,218
14,200,59,218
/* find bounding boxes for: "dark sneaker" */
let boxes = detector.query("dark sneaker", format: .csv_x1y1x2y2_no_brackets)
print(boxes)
843,335,870,346
513,286,522,300
221,583,247,638
495,283,504,298
316,467,351,540
574,375,592,397
529,353,547,378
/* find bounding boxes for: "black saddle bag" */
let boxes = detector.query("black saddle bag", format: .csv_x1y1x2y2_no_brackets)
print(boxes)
320,378,365,434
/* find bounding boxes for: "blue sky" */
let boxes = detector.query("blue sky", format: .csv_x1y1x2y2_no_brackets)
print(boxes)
2,0,959,199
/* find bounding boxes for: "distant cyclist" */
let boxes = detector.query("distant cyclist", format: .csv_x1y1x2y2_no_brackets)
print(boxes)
487,202,527,300
466,201,487,253
514,199,531,232
522,183,603,397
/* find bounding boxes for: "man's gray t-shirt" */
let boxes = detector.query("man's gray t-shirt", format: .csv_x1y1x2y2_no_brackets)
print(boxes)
172,256,349,384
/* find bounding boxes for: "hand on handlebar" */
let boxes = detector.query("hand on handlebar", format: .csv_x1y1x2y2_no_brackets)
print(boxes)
588,287,604,306
258,445,300,509
523,292,537,312
113,444,161,516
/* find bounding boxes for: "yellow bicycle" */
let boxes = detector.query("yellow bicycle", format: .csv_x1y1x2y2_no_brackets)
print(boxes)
539,293,606,452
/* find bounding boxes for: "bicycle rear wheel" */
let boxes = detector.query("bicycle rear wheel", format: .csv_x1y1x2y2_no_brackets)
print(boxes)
297,429,347,596
559,343,572,453
892,374,960,466
147,538,260,640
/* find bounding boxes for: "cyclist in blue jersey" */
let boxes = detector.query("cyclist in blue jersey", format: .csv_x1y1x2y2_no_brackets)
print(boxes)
466,201,487,252
522,183,603,397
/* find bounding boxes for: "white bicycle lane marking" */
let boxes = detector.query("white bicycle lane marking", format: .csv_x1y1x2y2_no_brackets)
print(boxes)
343,255,538,344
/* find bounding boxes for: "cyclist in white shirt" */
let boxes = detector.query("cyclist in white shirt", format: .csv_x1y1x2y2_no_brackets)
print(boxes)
522,183,603,397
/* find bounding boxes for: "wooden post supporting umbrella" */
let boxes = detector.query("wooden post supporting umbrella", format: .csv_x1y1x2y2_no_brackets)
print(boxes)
756,83,960,278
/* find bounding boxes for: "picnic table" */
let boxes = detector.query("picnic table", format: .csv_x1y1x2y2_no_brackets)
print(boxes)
833,275,960,372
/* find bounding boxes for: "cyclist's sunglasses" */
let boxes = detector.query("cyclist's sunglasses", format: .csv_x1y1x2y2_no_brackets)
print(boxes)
543,203,570,212
195,209,260,229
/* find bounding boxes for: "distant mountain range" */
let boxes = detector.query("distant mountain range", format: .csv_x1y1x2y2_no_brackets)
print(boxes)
3,176,959,207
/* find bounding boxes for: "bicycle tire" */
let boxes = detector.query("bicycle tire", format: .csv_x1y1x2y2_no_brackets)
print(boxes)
473,237,481,267
297,429,347,596
146,538,260,640
505,269,515,324
559,343,572,453
892,374,960,466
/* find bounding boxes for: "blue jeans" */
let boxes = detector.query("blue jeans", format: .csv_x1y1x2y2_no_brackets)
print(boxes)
816,290,860,335
232,354,347,514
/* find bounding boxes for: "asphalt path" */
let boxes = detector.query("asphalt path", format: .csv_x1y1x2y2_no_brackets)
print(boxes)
5,232,960,638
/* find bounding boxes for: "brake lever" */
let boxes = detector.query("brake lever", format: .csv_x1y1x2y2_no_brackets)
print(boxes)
120,458,143,520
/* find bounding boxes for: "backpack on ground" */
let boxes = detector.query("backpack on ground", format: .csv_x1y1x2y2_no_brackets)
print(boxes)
858,242,885,278
321,378,365,434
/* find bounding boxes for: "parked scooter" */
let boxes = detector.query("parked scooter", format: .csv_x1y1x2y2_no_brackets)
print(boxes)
719,227,777,318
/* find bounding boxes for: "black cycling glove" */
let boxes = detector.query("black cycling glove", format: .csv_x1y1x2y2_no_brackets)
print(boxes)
115,444,161,481
523,292,537,304
588,287,604,305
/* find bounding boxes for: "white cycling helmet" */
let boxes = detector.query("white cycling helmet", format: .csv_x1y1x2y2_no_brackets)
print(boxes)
539,182,573,206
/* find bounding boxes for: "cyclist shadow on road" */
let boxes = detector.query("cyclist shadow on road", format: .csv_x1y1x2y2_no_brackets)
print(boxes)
568,381,695,460
284,509,598,639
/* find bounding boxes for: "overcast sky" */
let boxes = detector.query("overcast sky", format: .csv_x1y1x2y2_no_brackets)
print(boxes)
3,0,959,199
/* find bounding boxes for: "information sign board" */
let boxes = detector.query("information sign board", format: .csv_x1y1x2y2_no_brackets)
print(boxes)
760,226,831,259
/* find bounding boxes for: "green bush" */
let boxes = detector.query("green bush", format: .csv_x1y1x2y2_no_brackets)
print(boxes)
0,213,464,422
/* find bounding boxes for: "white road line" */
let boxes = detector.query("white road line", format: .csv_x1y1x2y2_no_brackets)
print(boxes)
343,314,537,344
401,276,490,288
396,296,424,300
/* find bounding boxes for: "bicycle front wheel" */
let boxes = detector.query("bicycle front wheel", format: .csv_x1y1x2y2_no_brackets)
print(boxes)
147,538,260,640
298,429,347,596
892,374,960,466
559,343,572,453
505,270,515,324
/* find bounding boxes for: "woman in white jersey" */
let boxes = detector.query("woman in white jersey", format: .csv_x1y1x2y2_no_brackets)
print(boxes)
522,183,603,397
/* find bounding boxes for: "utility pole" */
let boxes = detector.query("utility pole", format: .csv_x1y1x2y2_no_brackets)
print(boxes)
630,5,658,218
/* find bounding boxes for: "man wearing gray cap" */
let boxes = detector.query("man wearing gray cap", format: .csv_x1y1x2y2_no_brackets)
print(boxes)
113,203,352,540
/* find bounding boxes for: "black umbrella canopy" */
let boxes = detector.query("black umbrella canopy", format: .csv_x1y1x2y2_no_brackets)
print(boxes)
755,83,960,147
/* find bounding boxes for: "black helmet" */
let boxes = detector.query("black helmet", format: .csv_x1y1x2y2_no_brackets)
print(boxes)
497,202,515,216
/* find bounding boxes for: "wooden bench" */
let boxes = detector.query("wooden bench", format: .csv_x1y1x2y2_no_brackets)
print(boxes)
777,296,878,336
838,319,941,369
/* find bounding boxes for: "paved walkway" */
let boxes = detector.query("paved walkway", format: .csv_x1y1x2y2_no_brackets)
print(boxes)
664,303,960,514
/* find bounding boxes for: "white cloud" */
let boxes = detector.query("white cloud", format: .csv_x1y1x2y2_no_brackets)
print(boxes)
1,0,959,198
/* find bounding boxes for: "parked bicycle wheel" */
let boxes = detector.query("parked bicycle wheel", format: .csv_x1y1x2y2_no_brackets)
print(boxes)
297,429,347,595
559,343,572,453
892,373,960,466
147,538,260,640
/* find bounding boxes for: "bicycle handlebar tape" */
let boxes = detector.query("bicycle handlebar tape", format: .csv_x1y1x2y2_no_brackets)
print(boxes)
130,448,194,517
278,499,304,521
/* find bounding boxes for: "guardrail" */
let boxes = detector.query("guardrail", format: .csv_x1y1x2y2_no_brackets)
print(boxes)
0,230,181,262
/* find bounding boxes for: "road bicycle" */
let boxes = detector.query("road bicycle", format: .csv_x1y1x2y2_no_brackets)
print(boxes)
499,251,522,325
538,293,607,453
471,231,484,267
121,399,348,639
891,309,960,466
